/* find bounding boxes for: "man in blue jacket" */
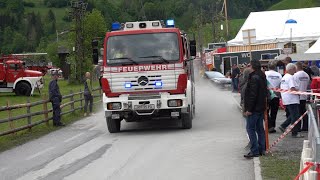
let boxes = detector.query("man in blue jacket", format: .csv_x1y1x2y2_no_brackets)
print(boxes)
49,71,65,127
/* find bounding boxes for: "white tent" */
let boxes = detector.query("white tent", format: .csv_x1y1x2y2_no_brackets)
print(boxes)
306,37,320,54
228,7,320,46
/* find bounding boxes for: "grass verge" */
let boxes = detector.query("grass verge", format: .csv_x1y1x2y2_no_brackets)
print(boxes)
0,76,101,152
260,152,300,180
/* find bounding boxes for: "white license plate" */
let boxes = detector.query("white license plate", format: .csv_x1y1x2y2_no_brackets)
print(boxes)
134,104,155,110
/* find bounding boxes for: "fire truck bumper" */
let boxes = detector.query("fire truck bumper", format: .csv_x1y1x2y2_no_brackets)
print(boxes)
103,93,189,121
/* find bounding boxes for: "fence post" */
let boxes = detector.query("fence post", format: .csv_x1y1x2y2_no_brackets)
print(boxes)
27,97,32,131
43,94,49,127
7,100,15,135
70,90,74,112
80,88,83,110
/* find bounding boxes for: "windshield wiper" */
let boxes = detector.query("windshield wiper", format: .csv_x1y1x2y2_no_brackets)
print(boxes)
138,56,170,64
108,57,138,65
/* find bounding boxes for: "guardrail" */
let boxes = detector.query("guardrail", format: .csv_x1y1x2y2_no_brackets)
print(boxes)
0,88,102,136
298,104,320,180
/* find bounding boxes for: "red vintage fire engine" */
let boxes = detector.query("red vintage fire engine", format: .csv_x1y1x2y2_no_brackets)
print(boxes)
0,55,44,96
96,20,197,133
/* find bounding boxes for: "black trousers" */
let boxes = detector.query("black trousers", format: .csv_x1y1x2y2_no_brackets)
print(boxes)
52,97,61,124
84,94,93,113
268,97,279,129
298,100,308,130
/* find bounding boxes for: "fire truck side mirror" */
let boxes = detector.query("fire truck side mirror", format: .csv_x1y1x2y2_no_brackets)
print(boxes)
92,48,99,65
190,40,196,57
92,40,99,47
92,40,99,65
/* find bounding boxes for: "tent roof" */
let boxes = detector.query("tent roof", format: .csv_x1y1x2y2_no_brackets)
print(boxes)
277,53,320,61
306,37,320,54
228,7,320,46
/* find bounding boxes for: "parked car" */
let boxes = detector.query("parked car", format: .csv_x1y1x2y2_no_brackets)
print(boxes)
204,71,232,87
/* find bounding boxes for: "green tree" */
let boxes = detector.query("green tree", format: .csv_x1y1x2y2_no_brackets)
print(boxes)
44,9,56,35
12,32,27,53
69,9,107,82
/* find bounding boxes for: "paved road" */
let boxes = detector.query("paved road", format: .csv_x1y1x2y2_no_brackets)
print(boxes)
0,78,254,180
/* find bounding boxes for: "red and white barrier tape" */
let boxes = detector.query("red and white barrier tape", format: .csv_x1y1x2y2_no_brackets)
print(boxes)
270,88,320,97
294,162,320,180
267,111,308,154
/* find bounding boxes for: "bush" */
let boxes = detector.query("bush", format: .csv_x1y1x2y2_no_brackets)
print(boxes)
23,1,35,7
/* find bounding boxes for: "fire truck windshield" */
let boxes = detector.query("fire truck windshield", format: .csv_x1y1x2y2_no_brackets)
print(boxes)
107,32,180,66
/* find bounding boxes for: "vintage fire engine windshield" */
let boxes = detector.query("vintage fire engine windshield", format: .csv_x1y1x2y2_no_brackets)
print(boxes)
107,33,180,66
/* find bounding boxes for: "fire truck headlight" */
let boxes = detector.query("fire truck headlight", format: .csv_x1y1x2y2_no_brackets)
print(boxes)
155,81,162,88
168,99,182,107
107,102,122,110
166,19,175,27
124,82,132,89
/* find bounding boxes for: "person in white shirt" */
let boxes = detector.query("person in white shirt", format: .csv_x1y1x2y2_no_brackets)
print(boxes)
265,60,282,133
279,63,304,138
294,62,310,131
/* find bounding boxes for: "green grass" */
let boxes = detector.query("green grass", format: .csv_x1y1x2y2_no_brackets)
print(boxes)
0,76,101,152
268,0,318,10
260,153,300,180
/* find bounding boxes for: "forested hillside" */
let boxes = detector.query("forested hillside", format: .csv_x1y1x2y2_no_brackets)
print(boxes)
0,0,318,55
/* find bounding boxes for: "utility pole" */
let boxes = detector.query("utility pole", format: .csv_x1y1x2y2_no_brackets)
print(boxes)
224,0,229,40
139,0,147,20
70,0,87,81
211,3,216,43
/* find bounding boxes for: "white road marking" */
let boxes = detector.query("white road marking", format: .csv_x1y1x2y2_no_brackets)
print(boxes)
89,126,98,131
64,132,85,143
26,147,55,161
18,135,112,180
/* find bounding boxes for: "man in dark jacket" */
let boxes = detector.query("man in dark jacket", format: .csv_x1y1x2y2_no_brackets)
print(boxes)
231,64,240,92
49,71,65,127
244,60,267,158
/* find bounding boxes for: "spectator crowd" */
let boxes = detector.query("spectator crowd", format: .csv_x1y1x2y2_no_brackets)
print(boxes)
231,57,320,158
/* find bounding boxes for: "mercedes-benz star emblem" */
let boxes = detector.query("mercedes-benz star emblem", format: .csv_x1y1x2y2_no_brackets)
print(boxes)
138,76,149,86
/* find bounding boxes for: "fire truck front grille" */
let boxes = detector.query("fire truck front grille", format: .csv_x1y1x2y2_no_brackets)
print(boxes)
128,93,161,100
107,70,181,92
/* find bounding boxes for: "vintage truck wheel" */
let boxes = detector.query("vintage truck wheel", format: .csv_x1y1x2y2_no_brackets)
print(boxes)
15,82,32,96
106,116,121,133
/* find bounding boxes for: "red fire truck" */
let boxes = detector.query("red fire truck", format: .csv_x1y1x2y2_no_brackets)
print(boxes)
96,20,196,133
0,55,44,96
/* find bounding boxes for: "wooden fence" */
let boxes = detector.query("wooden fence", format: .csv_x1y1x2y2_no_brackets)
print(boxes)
0,88,102,136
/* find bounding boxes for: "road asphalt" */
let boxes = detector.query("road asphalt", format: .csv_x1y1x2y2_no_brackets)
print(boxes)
0,77,255,180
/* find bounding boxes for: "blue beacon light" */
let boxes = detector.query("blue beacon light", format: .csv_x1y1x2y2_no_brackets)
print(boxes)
111,22,121,31
166,19,175,28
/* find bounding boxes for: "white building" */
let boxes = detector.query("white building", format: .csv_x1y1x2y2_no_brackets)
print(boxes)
227,7,320,61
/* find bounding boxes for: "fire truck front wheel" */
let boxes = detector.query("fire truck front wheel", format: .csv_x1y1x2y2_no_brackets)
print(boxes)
181,110,192,129
15,82,32,96
106,116,121,133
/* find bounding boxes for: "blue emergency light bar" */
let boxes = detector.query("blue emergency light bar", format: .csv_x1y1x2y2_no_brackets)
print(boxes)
166,19,175,27
111,22,121,31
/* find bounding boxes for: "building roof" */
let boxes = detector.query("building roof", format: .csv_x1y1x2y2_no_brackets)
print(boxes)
228,7,320,46
306,37,320,54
